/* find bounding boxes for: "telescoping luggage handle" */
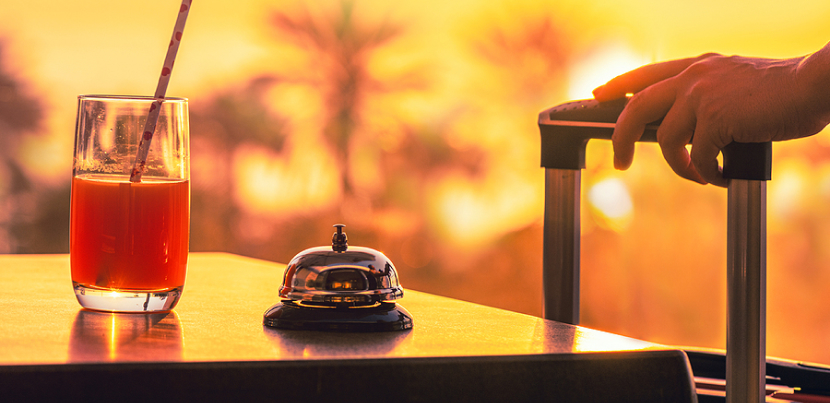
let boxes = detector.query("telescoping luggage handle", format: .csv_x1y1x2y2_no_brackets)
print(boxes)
539,98,771,403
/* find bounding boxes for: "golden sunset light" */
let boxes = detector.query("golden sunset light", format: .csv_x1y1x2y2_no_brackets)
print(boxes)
3,0,830,367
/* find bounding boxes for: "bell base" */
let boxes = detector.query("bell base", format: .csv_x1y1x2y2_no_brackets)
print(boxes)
263,300,413,332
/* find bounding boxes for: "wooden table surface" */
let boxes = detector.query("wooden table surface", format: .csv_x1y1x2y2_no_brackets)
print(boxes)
0,253,696,402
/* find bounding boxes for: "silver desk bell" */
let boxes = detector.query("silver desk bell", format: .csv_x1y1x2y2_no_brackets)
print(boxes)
263,224,413,332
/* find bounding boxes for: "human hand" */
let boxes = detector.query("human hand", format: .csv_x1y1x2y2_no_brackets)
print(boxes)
592,51,829,187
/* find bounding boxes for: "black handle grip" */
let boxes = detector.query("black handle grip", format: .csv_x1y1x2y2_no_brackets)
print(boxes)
538,98,771,181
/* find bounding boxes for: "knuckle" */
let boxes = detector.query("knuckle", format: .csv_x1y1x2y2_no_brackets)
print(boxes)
697,52,722,61
683,60,711,76
683,53,728,77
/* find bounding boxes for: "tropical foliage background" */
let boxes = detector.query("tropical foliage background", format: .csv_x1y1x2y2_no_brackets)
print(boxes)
3,0,830,363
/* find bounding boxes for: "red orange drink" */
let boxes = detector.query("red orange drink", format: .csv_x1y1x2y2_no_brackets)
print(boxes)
70,174,189,292
72,95,190,312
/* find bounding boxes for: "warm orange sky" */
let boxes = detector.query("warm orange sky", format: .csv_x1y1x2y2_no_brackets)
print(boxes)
2,0,830,240
4,0,830,362
2,0,828,100
2,0,829,231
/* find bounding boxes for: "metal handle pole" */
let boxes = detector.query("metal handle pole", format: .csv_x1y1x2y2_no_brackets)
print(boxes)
726,179,767,403
542,168,580,324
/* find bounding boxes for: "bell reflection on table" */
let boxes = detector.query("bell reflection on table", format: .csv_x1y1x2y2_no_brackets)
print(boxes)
69,310,183,362
262,327,412,359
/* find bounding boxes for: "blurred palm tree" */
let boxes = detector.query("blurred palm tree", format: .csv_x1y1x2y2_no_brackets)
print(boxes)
0,40,46,253
270,1,403,196
186,3,576,318
473,15,572,115
188,76,289,252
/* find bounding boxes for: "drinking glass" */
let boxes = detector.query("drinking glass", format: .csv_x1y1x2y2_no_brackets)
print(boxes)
71,95,190,312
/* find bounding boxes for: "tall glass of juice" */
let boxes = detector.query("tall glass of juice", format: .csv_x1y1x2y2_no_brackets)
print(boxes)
71,95,190,312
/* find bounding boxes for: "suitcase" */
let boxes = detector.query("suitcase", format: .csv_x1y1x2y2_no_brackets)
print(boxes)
538,98,776,402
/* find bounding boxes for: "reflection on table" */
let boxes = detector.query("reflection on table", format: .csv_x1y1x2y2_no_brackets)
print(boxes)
0,253,696,402
69,310,182,362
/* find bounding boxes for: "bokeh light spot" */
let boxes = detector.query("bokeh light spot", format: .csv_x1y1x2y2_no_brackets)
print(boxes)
588,177,633,231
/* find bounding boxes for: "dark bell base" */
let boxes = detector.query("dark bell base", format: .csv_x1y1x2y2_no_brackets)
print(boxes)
263,301,413,332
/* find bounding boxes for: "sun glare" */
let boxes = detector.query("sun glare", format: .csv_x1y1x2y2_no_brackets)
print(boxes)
770,161,807,219
567,42,650,100
429,170,540,250
232,143,340,216
587,177,633,232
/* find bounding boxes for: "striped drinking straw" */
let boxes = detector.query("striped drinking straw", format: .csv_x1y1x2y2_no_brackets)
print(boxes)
129,0,193,183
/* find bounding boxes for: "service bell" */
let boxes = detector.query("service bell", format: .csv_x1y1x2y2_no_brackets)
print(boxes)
263,224,413,332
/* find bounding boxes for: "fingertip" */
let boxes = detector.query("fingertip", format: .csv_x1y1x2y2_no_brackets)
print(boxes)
613,154,632,170
679,174,709,185
593,84,625,103
690,140,728,187
691,172,709,185
592,85,605,99
692,156,725,187
669,163,709,185
709,167,728,188
703,172,727,187
665,151,708,185
710,178,728,188
677,166,708,185
612,130,637,171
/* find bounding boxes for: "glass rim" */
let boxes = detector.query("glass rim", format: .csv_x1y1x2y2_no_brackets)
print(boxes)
78,94,188,102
